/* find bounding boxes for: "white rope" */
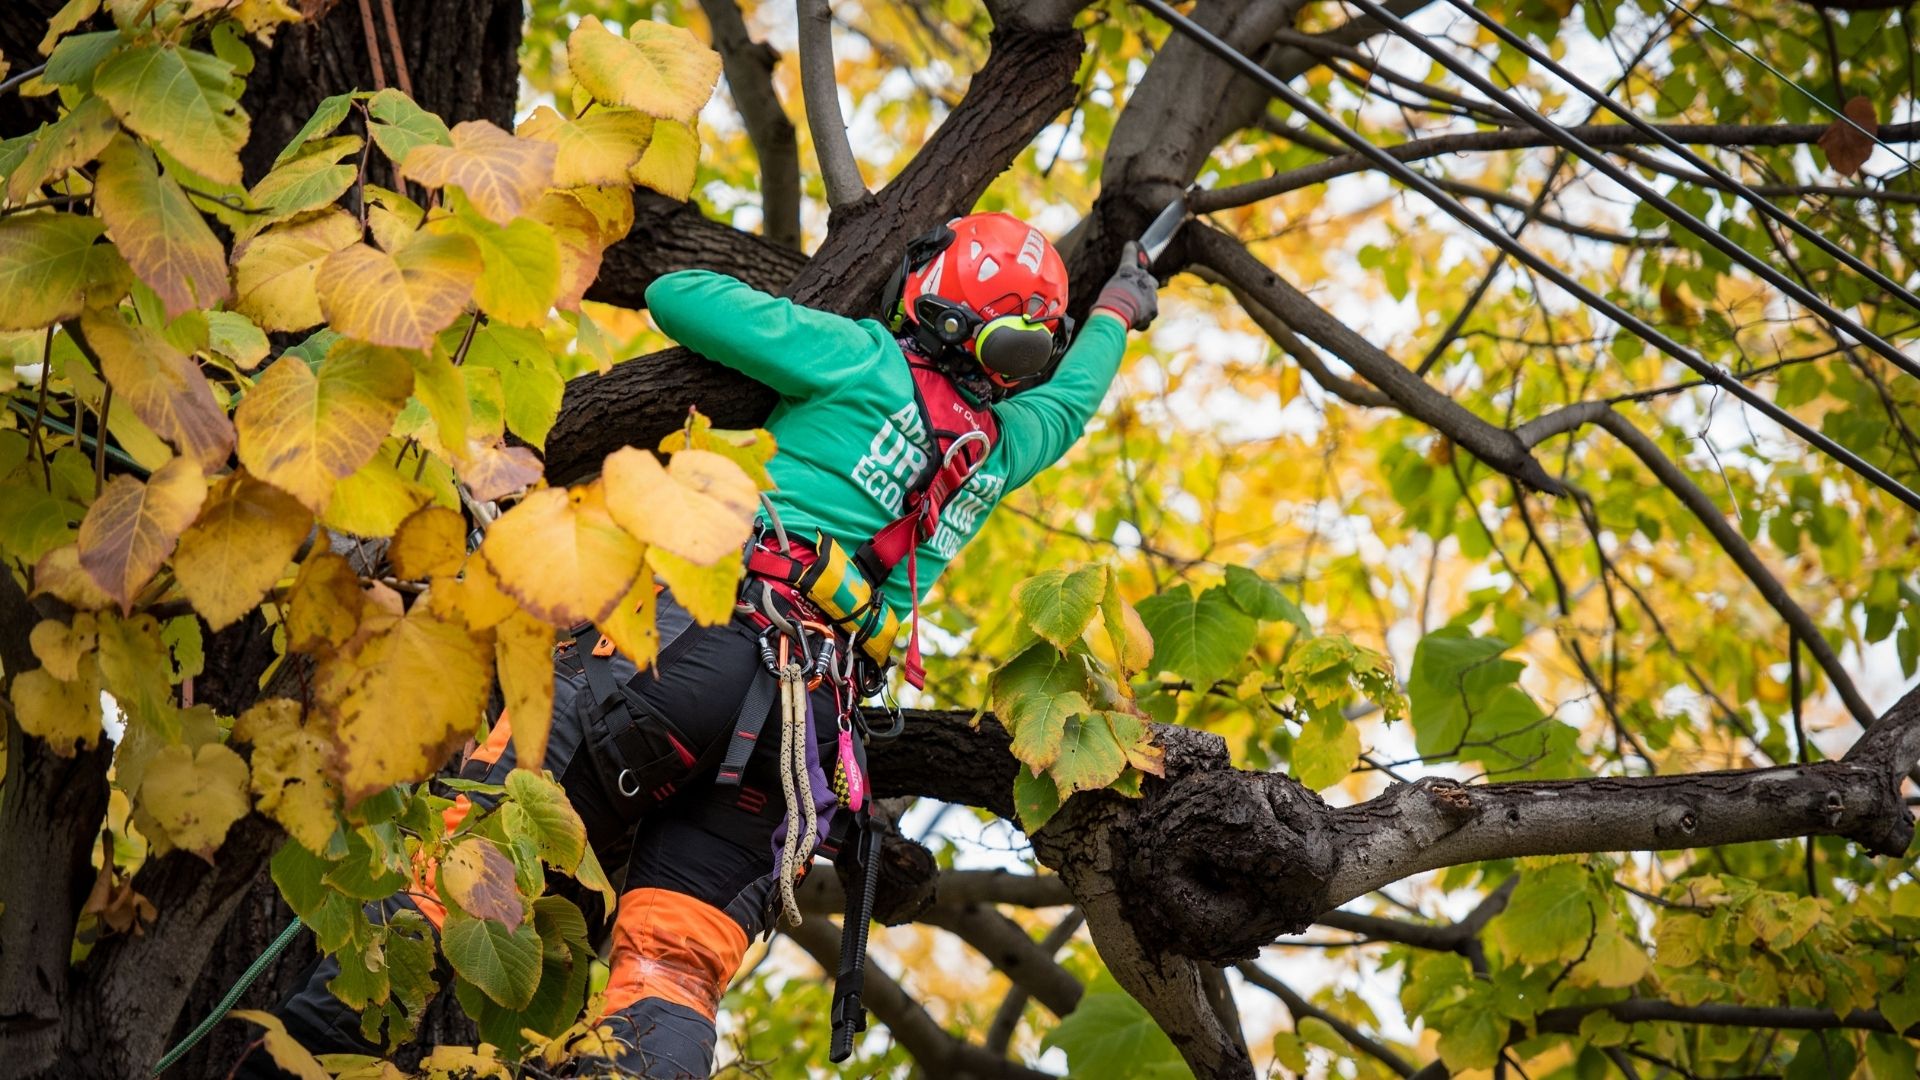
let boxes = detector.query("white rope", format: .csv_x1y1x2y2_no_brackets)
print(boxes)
775,661,815,927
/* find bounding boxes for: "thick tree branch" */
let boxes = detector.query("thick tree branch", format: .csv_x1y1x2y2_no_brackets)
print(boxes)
695,0,802,250
1192,266,1395,408
782,916,1056,1080
585,190,809,310
1193,119,1920,213
797,0,867,209
1191,223,1563,491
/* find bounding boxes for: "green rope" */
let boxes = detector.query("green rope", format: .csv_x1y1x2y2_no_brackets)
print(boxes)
151,916,304,1076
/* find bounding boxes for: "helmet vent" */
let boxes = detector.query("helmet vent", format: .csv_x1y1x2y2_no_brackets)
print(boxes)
970,240,983,259
977,256,999,281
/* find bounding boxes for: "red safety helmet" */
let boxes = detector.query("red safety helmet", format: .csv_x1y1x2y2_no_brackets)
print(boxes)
881,212,1074,394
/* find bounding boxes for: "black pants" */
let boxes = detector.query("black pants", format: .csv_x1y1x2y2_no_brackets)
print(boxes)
237,594,846,1079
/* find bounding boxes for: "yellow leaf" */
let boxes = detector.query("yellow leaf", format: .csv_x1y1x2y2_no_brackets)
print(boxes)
560,184,635,242
29,614,96,681
602,446,756,565
6,95,118,204
286,550,364,654
230,208,361,333
364,185,425,254
0,212,133,331
430,551,518,633
629,119,700,201
238,699,339,854
439,837,525,925
399,119,556,227
138,742,250,859
9,656,103,755
436,209,561,328
390,505,466,579
402,345,470,460
318,234,482,350
454,437,544,502
94,42,249,186
235,343,414,513
77,455,208,612
173,470,313,630
38,0,100,56
324,604,493,802
78,307,235,472
479,482,645,625
657,414,778,489
229,1011,329,1080
94,610,172,725
516,105,654,187
495,610,555,772
93,134,231,317
646,545,739,626
205,310,270,370
32,544,114,611
1577,928,1651,989
320,437,434,539
567,16,721,124
594,574,658,671
524,190,607,311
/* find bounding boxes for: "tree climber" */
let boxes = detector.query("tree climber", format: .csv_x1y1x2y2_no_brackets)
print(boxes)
237,213,1159,1079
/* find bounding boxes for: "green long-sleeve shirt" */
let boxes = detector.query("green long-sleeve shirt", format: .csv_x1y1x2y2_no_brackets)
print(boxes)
644,270,1128,619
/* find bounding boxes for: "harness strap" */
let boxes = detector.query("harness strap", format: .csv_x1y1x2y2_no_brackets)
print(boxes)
829,817,881,1063
714,666,778,788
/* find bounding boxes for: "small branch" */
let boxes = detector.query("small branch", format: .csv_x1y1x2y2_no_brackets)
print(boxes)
921,902,1085,1018
1534,997,1920,1037
783,916,1056,1079
1192,119,1920,213
1236,962,1415,1078
1593,409,1876,729
985,910,1084,1055
797,0,868,208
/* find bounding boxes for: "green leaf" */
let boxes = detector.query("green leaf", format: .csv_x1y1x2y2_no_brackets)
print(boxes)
1786,1032,1856,1080
94,43,249,186
367,87,452,167
1490,863,1595,964
274,92,361,169
503,769,586,873
1040,978,1188,1079
43,30,125,90
1135,584,1257,690
1296,1016,1345,1053
989,641,1092,718
1223,564,1309,628
454,320,563,449
247,136,360,231
0,212,133,331
1050,712,1129,798
1006,690,1088,772
1407,629,1568,772
1434,988,1506,1072
441,908,542,1009
1013,766,1061,831
1291,714,1359,790
1015,564,1108,650
322,827,407,900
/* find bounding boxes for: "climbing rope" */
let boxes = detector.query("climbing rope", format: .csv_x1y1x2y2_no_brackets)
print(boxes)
774,657,815,928
151,916,304,1076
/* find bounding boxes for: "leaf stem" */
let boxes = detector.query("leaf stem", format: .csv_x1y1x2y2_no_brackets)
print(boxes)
93,383,112,497
28,326,54,485
0,64,47,97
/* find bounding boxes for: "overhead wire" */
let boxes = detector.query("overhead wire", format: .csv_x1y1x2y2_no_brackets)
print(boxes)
1345,0,1920,385
1654,0,1919,175
1130,0,1920,513
1438,0,1920,321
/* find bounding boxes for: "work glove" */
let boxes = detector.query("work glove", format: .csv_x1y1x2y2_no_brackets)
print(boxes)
1092,240,1160,332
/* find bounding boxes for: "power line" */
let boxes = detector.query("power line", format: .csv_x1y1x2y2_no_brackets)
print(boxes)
1346,0,1920,386
1130,0,1920,513
1438,0,1920,321
1655,0,1919,176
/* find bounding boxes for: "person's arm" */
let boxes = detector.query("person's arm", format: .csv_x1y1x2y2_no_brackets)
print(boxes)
993,244,1159,488
644,270,879,399
992,313,1129,489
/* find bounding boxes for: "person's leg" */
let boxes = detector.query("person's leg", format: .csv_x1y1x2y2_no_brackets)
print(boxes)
598,680,843,1079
